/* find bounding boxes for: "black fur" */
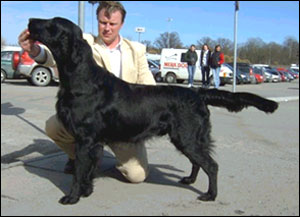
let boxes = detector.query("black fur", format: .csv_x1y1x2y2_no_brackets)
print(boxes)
28,17,278,205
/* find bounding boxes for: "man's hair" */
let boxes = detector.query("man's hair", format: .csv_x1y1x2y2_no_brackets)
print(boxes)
96,1,127,23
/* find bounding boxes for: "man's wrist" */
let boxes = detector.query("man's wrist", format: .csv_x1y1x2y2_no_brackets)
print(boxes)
30,44,41,58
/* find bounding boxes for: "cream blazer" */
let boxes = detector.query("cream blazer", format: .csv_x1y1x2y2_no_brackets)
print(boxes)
39,33,156,85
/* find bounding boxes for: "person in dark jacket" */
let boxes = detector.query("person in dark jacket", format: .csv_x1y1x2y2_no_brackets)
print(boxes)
186,45,198,88
200,44,211,88
210,45,224,88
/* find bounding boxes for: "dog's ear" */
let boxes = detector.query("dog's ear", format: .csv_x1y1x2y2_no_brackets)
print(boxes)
74,25,83,39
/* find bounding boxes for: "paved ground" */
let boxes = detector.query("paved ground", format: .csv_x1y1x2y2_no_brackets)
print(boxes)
1,79,299,215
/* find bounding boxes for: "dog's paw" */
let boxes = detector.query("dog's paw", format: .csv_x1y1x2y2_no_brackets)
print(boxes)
81,185,93,197
197,193,216,201
179,177,195,185
59,195,80,205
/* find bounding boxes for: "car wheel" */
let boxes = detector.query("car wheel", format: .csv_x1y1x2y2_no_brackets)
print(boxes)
1,69,6,83
165,72,177,83
31,67,51,86
155,73,162,82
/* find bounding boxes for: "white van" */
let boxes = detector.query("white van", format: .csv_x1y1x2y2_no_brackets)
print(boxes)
160,48,232,85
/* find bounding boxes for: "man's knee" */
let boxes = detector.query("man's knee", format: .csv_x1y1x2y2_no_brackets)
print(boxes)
45,115,58,139
118,165,149,183
44,115,74,145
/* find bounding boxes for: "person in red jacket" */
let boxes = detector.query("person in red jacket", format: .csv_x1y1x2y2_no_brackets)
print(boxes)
210,45,224,88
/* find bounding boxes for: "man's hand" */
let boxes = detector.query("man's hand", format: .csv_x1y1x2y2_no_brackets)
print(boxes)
18,29,40,57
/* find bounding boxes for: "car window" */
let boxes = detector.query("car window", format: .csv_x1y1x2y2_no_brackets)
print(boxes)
1,51,13,61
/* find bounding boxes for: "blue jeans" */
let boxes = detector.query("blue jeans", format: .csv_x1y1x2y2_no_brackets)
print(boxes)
188,65,196,85
201,66,210,87
211,67,220,88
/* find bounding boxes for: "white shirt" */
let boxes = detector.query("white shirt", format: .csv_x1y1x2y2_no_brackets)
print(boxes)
202,50,209,67
99,36,123,79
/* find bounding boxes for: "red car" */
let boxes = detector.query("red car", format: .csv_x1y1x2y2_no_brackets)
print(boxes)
252,67,264,83
276,68,290,82
12,43,58,86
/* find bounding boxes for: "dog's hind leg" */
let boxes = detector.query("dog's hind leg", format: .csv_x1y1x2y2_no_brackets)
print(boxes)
194,153,218,201
182,148,218,201
179,164,200,185
170,130,218,201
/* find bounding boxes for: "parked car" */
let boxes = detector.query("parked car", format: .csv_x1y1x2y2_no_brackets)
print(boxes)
285,71,294,81
290,64,299,73
263,70,273,82
13,49,59,86
1,47,23,83
277,68,294,82
277,70,287,82
228,62,254,84
252,67,264,84
224,63,244,84
265,69,281,82
287,69,299,79
148,59,162,82
276,68,291,82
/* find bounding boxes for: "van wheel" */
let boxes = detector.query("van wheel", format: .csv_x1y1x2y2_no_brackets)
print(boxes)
165,72,177,83
31,67,51,86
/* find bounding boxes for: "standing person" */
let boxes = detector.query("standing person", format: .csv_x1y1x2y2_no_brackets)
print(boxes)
200,44,211,88
18,1,156,183
186,44,198,88
210,45,224,89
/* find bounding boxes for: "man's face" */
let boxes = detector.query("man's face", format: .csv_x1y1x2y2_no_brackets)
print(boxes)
98,9,123,46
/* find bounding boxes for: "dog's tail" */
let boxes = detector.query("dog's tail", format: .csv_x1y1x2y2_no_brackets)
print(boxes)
197,88,278,113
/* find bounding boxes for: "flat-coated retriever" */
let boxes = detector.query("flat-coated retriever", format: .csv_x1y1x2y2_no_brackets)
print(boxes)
28,17,278,205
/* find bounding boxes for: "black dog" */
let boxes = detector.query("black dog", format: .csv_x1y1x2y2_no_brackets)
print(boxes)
28,17,278,205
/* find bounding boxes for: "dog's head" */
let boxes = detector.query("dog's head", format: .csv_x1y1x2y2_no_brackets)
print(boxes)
28,17,83,59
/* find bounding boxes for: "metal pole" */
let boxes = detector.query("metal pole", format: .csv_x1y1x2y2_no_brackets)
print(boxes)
91,3,94,35
167,18,173,48
233,1,239,93
78,1,85,31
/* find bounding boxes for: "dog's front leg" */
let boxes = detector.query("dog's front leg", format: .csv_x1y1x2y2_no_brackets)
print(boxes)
59,179,81,205
59,142,95,205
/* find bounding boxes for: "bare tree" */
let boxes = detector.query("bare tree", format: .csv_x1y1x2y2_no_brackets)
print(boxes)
196,37,217,50
216,38,233,56
154,32,183,51
141,40,152,52
283,36,299,65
